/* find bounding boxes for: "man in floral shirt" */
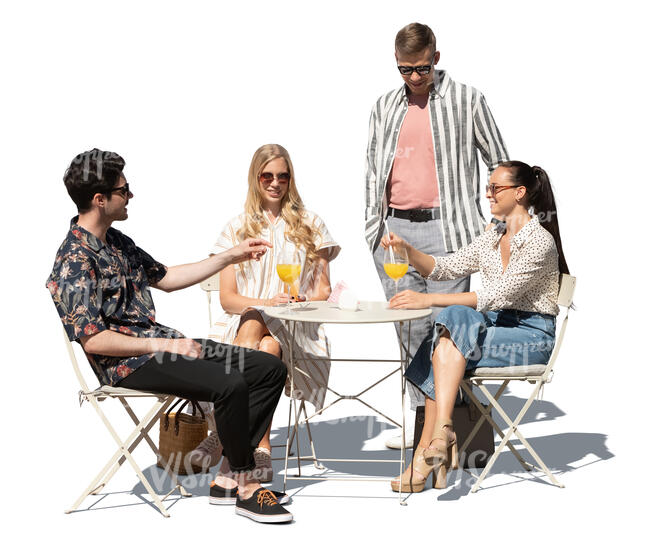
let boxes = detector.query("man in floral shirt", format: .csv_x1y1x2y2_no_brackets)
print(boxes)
47,149,294,523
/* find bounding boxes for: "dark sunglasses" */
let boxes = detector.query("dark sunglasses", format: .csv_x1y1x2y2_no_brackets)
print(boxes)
110,182,130,196
397,64,433,76
259,172,290,183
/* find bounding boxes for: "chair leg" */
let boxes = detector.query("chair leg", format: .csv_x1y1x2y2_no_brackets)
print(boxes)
90,397,172,495
118,397,161,455
66,396,181,517
460,381,532,472
286,419,298,457
481,382,564,489
117,397,191,497
470,381,563,492
66,397,165,510
93,398,174,516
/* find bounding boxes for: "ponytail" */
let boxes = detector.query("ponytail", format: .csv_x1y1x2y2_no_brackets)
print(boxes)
500,161,569,276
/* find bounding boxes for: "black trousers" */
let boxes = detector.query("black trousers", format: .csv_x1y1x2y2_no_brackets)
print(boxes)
119,339,287,472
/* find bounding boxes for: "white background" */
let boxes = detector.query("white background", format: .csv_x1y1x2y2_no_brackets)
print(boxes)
1,0,648,539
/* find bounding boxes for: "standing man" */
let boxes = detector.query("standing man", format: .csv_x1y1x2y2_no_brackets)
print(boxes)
47,149,293,523
364,23,509,447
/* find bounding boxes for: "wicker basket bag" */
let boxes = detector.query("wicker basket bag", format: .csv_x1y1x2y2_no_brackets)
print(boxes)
157,399,208,475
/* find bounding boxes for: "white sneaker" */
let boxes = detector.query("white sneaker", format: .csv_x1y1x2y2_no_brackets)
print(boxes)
385,432,414,449
384,416,415,449
187,432,223,471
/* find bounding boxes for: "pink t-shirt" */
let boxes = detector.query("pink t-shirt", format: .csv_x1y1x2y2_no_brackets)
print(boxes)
387,93,440,209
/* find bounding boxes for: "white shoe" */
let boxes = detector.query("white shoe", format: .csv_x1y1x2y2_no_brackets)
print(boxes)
187,432,223,471
384,416,415,449
385,432,414,449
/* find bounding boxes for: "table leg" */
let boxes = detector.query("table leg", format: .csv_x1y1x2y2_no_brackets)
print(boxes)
301,401,324,469
287,319,305,478
283,394,292,492
283,320,297,490
399,321,408,505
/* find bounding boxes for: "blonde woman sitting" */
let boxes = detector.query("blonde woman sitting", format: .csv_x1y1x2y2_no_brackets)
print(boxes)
190,144,340,482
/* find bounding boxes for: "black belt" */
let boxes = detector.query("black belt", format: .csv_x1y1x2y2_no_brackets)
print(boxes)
387,207,440,222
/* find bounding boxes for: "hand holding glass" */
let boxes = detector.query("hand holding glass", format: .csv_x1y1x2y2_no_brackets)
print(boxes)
383,245,408,301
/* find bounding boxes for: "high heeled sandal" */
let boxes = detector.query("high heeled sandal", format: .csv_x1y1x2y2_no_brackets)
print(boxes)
390,446,436,493
423,419,459,489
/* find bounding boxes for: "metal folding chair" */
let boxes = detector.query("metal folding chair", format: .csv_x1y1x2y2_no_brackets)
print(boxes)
459,273,577,492
62,331,191,517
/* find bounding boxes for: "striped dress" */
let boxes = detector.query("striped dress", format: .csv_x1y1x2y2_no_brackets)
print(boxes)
208,210,340,411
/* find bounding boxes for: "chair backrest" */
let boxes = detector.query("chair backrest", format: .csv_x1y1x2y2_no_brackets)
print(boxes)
200,273,220,292
557,273,576,307
199,273,220,329
543,273,577,379
63,328,96,394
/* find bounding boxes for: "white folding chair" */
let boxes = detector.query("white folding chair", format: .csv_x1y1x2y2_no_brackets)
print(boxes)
459,273,577,492
199,273,312,464
62,330,191,517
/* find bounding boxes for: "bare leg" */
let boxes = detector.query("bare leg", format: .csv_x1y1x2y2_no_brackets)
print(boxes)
432,329,466,424
398,391,437,483
416,328,465,449
395,329,466,489
417,396,437,448
234,309,269,351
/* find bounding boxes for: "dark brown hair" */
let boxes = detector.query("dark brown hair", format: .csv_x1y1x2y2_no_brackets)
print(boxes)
63,148,125,212
500,161,569,275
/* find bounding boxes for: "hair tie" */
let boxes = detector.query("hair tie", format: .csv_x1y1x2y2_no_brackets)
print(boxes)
531,166,541,180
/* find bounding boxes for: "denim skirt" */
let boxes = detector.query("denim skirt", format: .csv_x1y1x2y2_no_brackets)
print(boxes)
404,305,556,400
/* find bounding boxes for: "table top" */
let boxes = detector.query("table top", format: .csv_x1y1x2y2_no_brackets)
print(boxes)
261,300,432,324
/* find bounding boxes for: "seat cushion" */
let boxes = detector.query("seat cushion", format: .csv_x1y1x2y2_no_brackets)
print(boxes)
469,364,548,378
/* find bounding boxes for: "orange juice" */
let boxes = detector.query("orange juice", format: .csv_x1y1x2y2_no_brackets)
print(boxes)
383,262,408,280
276,264,301,285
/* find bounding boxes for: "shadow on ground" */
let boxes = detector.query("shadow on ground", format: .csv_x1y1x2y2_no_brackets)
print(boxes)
130,384,613,498
71,384,614,512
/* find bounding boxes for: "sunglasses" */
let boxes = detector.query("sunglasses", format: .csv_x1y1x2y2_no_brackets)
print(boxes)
397,63,433,76
110,182,130,197
485,183,521,197
259,172,290,183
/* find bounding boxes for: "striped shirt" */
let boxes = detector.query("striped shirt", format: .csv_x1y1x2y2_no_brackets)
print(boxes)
364,70,509,253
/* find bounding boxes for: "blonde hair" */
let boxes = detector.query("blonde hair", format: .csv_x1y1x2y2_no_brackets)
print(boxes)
237,144,319,266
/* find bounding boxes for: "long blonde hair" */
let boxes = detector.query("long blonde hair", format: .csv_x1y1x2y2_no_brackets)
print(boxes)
237,144,318,266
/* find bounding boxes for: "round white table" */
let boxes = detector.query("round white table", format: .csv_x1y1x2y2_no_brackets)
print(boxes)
262,300,432,503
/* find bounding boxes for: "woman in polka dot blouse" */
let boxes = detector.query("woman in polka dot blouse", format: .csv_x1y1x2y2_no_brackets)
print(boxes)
383,160,570,493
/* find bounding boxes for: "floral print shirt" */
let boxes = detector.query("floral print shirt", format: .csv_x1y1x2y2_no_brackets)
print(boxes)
47,218,183,386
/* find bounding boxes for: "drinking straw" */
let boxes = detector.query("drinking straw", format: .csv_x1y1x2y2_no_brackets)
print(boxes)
383,219,396,264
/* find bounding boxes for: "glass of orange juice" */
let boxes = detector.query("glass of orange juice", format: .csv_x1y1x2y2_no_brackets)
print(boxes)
276,246,301,312
383,245,408,301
